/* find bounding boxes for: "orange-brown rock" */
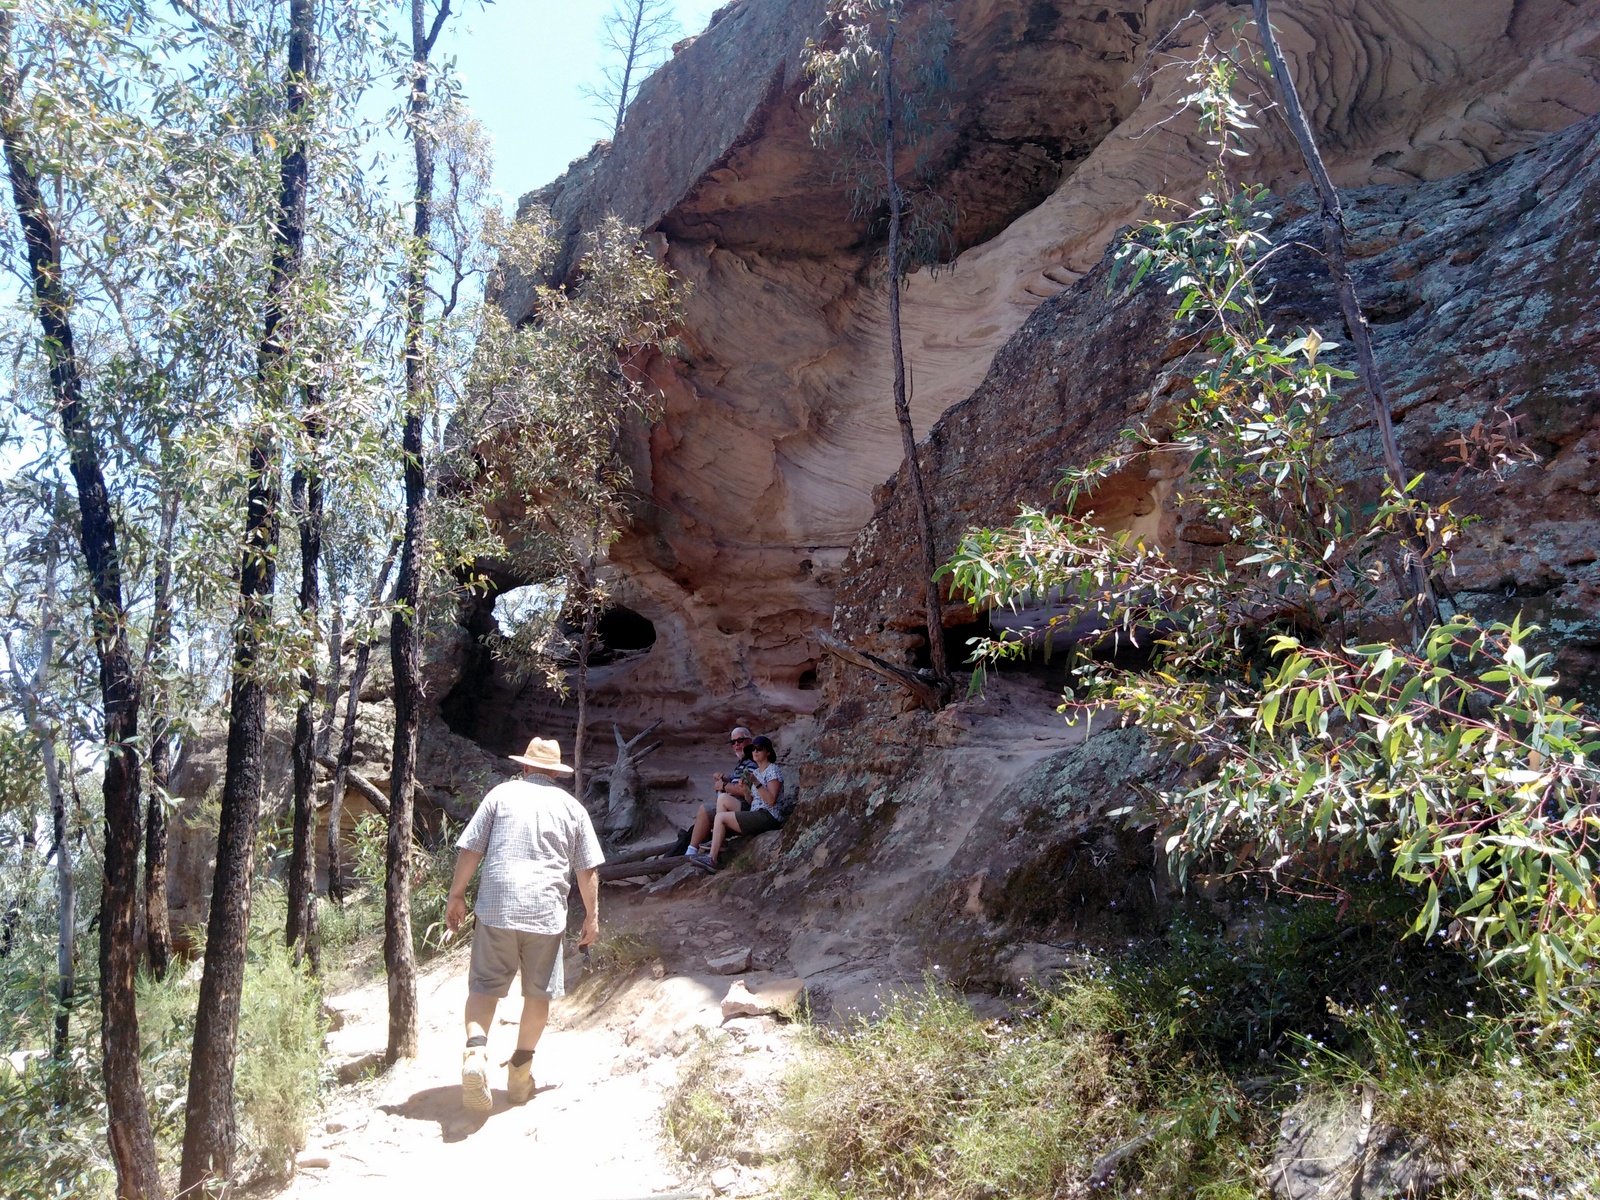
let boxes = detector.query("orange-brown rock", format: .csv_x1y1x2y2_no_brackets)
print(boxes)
488,0,1600,739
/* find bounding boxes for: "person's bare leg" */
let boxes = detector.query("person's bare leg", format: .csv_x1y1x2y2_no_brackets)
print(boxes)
518,996,549,1052
691,803,714,847
465,992,498,1041
709,810,742,863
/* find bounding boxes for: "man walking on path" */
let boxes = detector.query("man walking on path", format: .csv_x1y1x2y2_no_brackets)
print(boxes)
446,736,604,1111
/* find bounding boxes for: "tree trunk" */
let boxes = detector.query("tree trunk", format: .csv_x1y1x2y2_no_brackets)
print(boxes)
880,20,949,698
0,16,164,1196
572,555,600,801
180,3,314,1192
145,488,178,982
145,725,173,982
316,542,343,759
46,731,73,1061
286,450,323,960
387,0,452,1064
328,538,400,901
1250,0,1437,624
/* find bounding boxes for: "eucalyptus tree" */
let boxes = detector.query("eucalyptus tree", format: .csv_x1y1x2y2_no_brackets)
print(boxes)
804,0,958,700
470,213,680,798
385,0,461,1063
945,57,1600,1005
0,7,167,1191
584,0,679,138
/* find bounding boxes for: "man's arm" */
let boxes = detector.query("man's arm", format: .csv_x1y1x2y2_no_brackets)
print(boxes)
575,867,599,947
446,848,483,933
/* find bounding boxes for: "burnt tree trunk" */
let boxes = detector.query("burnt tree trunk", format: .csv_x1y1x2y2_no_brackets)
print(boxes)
179,2,314,1192
286,444,323,960
387,0,453,1064
0,16,163,1197
880,19,949,700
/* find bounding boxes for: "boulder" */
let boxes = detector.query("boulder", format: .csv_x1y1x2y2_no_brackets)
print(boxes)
644,863,702,897
721,977,804,1020
706,947,753,976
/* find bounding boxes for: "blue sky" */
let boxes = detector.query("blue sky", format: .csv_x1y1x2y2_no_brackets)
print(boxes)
442,1,728,207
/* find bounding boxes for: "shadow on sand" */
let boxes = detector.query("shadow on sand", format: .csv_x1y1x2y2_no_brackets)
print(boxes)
381,1083,561,1143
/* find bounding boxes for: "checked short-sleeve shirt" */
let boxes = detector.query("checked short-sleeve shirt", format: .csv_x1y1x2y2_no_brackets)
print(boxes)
457,776,605,935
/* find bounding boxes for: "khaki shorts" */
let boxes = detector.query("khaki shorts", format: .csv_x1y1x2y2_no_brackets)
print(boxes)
468,924,565,1001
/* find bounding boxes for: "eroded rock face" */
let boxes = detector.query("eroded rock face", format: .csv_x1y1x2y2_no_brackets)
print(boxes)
500,0,1600,735
831,111,1600,702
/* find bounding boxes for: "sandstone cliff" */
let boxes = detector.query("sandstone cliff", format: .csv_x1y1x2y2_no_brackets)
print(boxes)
486,0,1600,740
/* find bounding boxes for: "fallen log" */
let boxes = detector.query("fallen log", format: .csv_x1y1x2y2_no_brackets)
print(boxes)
317,755,390,816
599,855,692,882
604,837,681,868
812,628,944,711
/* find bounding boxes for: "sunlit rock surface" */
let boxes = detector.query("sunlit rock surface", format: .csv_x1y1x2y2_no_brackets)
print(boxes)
833,111,1600,705
489,0,1600,735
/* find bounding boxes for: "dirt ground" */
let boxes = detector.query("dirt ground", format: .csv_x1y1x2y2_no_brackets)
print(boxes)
273,888,798,1200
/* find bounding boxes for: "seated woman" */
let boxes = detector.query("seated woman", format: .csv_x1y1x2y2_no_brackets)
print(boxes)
678,727,755,856
690,735,782,871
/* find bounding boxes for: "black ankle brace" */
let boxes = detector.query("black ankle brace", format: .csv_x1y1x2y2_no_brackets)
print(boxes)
466,1035,487,1048
509,1048,534,1067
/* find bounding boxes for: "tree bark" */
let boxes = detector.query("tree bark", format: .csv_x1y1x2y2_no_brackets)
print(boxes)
880,18,950,698
144,489,179,982
316,542,343,759
286,445,324,960
0,16,163,1197
328,537,400,900
387,0,452,1064
572,552,600,801
180,2,314,1192
1251,0,1437,623
47,724,73,1062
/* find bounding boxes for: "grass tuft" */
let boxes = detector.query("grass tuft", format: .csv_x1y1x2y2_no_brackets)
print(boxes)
664,1034,738,1163
778,891,1600,1199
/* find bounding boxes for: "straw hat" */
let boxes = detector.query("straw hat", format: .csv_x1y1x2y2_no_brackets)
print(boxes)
508,736,573,774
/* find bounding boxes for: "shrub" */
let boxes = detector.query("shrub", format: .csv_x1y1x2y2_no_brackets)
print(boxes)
943,49,1600,1003
137,891,327,1185
350,813,466,959
783,978,1258,1200
0,1056,111,1199
781,898,1600,1199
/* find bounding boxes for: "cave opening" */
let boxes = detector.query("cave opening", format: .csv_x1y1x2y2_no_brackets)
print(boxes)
558,603,658,663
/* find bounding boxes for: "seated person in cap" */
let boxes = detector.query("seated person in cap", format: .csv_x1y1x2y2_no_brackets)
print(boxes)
674,726,756,855
690,735,784,871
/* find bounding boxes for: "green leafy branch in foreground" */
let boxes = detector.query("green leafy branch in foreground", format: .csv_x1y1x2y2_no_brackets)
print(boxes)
1156,618,1600,1005
941,49,1598,1002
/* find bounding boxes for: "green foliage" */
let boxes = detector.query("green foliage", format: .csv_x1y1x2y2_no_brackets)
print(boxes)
462,210,682,687
802,0,958,274
784,976,1259,1200
349,813,469,958
0,1056,112,1200
138,895,327,1183
0,859,107,1200
783,898,1600,1199
941,51,1600,1003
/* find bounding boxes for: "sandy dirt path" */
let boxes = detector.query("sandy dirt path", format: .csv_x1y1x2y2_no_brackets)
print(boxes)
275,935,788,1200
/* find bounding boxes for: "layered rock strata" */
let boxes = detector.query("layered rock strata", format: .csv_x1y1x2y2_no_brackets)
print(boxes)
831,111,1600,706
496,0,1600,737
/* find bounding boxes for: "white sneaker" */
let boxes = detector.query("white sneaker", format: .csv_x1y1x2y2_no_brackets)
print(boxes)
461,1046,491,1112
